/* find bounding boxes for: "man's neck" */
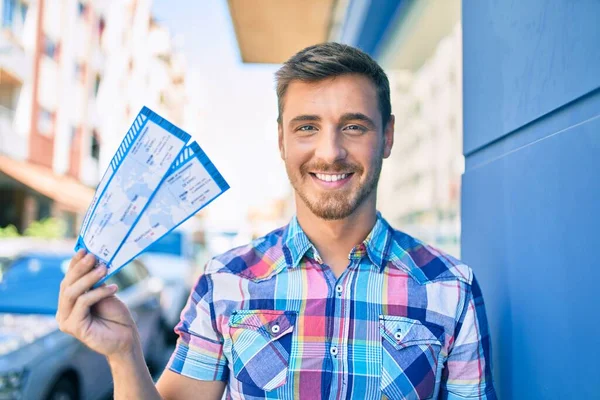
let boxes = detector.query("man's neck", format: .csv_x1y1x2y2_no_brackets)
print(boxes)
295,198,377,277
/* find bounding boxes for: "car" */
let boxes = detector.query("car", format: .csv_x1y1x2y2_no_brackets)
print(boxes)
0,243,166,400
138,230,196,341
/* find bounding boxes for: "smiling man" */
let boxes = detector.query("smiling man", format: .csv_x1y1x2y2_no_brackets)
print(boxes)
57,43,496,400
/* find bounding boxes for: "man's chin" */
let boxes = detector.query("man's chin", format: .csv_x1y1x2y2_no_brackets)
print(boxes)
305,199,357,220
307,208,351,220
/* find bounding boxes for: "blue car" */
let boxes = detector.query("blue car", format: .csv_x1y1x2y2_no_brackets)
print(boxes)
0,244,166,400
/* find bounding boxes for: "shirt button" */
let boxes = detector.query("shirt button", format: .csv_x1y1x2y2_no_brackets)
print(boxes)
335,285,343,294
330,346,338,356
270,324,280,334
394,331,402,341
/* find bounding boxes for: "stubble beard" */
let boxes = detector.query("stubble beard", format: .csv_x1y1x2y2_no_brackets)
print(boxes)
286,156,383,221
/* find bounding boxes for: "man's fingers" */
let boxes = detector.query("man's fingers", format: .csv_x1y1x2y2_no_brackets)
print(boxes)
67,249,86,273
61,252,98,288
70,248,86,266
69,284,119,329
58,264,108,319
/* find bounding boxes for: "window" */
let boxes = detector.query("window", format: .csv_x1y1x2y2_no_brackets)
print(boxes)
111,260,147,290
75,62,86,82
2,0,26,35
70,126,78,144
132,260,149,280
90,130,100,160
37,108,54,136
98,17,105,38
19,0,25,21
43,36,59,60
2,0,15,27
77,1,88,17
37,198,51,220
93,74,101,96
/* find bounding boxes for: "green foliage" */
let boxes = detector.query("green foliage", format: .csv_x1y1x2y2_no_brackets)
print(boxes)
0,225,20,238
23,218,67,239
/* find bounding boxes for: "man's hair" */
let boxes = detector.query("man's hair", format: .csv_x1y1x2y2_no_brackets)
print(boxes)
275,42,391,127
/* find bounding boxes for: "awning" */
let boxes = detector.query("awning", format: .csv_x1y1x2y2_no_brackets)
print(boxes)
227,0,335,64
0,154,94,213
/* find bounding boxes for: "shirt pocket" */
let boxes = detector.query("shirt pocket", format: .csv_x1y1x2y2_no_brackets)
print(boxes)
379,315,445,400
228,309,297,391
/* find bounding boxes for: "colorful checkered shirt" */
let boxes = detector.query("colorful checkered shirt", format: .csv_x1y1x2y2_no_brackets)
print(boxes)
168,214,496,399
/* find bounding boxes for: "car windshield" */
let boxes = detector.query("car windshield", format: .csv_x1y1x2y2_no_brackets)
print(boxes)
145,231,183,257
0,254,70,314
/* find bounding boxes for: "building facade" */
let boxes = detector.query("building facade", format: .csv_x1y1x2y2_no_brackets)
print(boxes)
378,24,463,257
0,0,189,236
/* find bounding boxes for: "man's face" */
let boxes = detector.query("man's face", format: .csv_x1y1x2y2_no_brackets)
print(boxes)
278,74,394,220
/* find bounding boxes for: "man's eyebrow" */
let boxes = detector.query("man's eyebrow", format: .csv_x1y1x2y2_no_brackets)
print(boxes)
289,115,321,125
339,113,377,127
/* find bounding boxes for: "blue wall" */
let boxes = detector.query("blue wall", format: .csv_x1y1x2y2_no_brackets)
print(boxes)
462,1,600,398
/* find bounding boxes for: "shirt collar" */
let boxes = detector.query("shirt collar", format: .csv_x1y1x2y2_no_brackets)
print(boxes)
282,212,395,270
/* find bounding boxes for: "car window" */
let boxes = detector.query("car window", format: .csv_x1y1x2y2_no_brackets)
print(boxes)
112,264,139,290
0,254,70,314
110,260,149,290
132,260,149,280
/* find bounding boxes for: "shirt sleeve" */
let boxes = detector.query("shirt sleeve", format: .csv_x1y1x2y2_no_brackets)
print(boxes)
439,275,497,399
167,272,229,381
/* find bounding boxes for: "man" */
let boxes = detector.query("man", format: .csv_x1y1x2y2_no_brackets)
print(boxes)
57,43,496,399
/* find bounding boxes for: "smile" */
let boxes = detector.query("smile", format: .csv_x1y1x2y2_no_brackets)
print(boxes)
313,173,350,182
308,173,355,189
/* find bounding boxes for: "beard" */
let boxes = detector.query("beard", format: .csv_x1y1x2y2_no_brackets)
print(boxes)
286,154,383,221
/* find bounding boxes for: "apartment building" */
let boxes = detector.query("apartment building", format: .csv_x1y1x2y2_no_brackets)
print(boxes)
378,25,463,257
0,0,189,236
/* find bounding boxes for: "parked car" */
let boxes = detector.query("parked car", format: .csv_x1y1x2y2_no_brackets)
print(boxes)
138,230,196,341
0,243,166,400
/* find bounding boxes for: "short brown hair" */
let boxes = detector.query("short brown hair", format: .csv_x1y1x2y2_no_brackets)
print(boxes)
275,42,391,127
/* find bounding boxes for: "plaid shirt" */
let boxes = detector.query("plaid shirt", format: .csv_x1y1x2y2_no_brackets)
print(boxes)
168,214,496,399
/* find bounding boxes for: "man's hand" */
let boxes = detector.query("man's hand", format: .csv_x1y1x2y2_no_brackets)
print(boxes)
56,249,138,358
56,250,226,400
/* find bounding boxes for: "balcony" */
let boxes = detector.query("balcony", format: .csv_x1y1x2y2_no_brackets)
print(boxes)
0,2,31,83
0,35,29,83
0,104,26,160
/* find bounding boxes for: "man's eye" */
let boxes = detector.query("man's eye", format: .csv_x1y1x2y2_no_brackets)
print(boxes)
344,125,366,133
298,125,316,132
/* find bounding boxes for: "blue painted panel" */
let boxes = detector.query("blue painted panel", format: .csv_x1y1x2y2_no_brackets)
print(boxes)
341,0,406,57
462,118,600,398
463,0,600,154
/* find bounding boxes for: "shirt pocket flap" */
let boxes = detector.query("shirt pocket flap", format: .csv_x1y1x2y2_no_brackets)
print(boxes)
229,309,297,340
379,315,444,350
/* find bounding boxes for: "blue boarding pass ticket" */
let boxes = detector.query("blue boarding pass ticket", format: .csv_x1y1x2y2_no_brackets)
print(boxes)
96,142,229,285
75,107,229,281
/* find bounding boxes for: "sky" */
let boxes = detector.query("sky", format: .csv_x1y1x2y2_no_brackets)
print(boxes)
151,0,291,232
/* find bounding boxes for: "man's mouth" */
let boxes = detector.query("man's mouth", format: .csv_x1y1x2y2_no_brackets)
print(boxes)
312,173,352,182
308,172,354,188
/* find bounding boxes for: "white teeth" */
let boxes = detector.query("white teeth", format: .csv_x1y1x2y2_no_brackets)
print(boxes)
315,173,349,182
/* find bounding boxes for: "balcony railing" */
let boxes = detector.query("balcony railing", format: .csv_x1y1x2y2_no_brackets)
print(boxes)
0,104,26,160
0,27,31,83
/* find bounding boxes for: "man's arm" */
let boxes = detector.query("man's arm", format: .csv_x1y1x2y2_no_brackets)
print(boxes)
439,275,497,399
156,370,226,400
157,271,230,399
107,337,162,400
56,251,227,400
106,339,225,400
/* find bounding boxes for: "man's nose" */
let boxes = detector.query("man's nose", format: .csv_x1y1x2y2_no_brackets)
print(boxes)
314,128,347,164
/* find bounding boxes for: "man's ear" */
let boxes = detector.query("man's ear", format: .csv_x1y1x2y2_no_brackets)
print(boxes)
383,114,395,159
278,123,285,160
